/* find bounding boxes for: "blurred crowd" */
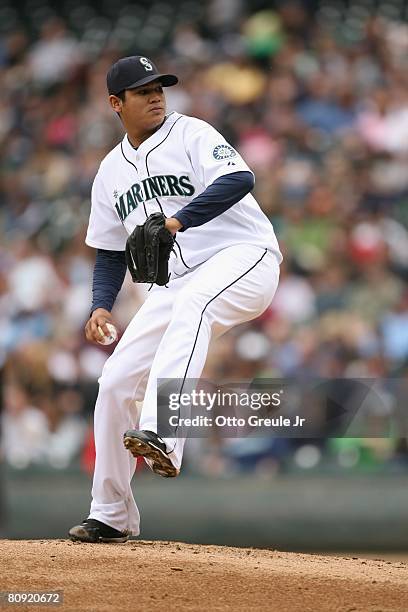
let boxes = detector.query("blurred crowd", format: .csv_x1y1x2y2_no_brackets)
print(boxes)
1,0,407,474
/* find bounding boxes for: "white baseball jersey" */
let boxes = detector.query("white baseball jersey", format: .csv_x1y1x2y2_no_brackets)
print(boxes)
86,111,282,277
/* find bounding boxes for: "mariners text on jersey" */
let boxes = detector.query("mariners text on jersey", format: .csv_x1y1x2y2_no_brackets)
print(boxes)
86,111,283,273
115,174,195,222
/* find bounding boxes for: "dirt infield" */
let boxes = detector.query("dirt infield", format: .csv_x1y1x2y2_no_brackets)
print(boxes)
1,540,407,611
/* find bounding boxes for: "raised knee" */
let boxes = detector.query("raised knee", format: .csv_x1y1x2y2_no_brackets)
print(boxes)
172,288,212,322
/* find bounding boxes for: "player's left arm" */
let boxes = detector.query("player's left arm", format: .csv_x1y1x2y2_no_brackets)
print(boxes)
164,123,255,234
169,171,254,232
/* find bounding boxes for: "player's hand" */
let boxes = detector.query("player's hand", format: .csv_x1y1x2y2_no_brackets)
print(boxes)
85,308,115,344
165,217,182,234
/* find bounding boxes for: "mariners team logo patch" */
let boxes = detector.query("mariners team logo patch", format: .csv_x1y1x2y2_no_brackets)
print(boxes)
213,144,237,161
140,57,153,71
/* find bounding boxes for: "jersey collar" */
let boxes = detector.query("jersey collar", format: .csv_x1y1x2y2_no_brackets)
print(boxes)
122,111,181,160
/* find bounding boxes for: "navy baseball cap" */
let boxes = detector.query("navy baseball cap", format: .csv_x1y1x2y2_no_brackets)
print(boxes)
107,56,178,95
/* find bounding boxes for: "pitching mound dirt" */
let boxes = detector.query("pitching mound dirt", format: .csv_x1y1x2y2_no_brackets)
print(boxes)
0,540,407,611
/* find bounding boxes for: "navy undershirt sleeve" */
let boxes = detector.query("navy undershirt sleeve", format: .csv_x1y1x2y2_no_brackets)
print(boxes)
91,249,127,314
173,171,254,231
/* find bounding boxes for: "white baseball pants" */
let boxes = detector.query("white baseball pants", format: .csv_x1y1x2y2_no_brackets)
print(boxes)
89,245,280,534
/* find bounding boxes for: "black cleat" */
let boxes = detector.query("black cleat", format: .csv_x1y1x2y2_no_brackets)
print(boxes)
123,429,179,478
68,519,129,543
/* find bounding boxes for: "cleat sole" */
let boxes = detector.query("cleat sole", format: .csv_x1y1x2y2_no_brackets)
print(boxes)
123,437,179,478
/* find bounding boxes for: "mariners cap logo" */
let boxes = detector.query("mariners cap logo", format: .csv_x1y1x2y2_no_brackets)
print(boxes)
213,144,237,160
107,56,178,95
140,57,153,72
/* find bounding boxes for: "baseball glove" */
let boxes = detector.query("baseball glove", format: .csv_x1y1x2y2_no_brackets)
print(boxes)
125,212,175,286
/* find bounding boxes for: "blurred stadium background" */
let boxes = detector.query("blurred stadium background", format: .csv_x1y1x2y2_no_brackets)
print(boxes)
1,0,408,548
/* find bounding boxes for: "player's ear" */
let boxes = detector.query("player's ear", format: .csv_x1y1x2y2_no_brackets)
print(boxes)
109,94,123,113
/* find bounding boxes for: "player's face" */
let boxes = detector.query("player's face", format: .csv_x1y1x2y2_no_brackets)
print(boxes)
110,80,166,136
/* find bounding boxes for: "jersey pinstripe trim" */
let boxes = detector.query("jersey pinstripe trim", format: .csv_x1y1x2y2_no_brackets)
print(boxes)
120,141,138,173
144,115,190,266
120,142,148,217
144,115,183,175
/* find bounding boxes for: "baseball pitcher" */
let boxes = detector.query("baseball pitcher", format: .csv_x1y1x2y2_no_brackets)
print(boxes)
69,56,282,543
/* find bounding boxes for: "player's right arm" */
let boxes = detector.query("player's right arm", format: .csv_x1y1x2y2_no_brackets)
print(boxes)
85,168,128,344
85,307,114,343
85,248,127,343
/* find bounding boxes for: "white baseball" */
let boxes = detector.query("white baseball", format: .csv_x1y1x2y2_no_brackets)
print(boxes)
97,322,118,346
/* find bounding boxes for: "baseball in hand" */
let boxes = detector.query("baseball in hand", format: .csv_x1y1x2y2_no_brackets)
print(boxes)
97,323,118,345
